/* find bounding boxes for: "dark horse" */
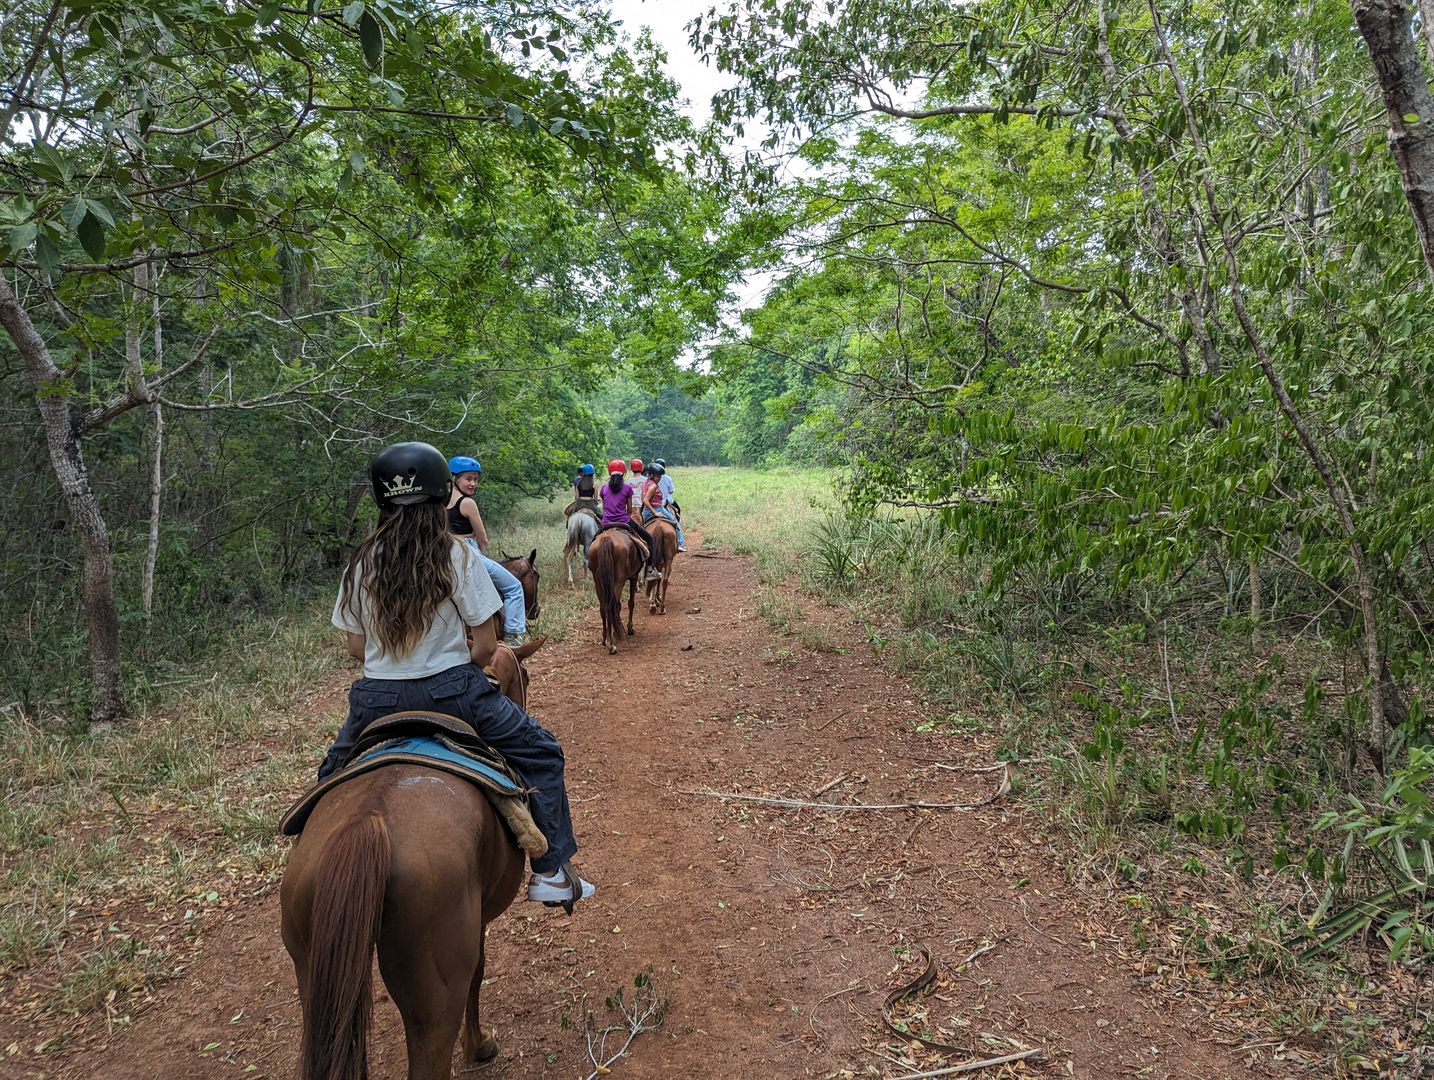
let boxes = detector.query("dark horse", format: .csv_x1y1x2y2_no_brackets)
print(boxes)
643,516,678,615
587,527,644,654
280,638,544,1080
499,549,540,633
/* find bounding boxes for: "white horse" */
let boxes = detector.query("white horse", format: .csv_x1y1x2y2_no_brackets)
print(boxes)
563,510,599,586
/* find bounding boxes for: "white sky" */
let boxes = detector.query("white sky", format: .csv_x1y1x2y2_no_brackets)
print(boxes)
604,0,732,126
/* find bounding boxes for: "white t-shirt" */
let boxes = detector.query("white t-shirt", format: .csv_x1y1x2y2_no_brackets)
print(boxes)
332,541,503,678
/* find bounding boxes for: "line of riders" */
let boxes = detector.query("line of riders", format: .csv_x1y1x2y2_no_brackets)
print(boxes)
566,457,686,571
313,444,687,919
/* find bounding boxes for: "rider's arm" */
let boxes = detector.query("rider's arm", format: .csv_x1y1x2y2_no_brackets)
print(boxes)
467,617,499,669
643,483,662,510
462,500,490,554
345,632,365,660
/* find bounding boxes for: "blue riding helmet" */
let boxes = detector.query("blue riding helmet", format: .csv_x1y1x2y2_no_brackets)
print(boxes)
579,463,596,476
448,455,481,476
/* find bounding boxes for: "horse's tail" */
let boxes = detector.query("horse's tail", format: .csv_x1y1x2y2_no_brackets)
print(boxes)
588,534,621,637
299,811,390,1080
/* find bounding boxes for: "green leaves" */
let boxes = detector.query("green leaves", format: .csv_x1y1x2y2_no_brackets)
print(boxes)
358,10,383,70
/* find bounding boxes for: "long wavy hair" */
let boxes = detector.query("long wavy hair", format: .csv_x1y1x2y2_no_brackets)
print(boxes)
339,500,457,657
607,471,624,494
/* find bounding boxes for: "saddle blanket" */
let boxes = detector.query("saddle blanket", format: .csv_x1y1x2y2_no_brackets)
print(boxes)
598,523,649,563
280,732,549,858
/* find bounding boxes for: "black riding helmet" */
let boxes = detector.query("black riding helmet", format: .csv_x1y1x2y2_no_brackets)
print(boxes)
370,442,452,506
650,463,666,476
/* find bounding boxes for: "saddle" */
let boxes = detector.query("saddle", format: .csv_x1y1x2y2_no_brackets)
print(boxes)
279,711,549,858
599,523,649,563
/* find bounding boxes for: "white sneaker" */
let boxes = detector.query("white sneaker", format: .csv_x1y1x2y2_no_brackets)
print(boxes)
527,868,595,907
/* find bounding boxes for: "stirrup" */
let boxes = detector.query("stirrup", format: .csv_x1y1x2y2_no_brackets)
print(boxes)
529,861,593,915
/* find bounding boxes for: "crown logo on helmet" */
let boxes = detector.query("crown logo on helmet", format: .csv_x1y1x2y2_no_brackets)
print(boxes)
381,473,420,498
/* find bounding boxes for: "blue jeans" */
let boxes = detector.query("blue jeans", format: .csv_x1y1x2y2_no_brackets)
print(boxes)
317,663,577,874
467,543,525,636
641,506,685,549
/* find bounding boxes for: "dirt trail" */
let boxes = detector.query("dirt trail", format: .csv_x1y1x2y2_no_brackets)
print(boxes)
37,533,1273,1079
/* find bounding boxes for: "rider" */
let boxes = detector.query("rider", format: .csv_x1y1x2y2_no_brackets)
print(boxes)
626,459,646,522
324,441,594,908
653,458,677,516
446,454,528,646
642,463,686,552
600,459,656,569
566,463,600,520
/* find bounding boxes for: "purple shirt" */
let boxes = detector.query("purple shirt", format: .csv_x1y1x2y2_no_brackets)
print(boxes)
600,482,633,526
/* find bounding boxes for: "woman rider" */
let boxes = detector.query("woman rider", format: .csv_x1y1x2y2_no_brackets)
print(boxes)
626,459,646,521
600,460,656,569
565,463,600,520
446,454,528,646
641,463,686,552
323,441,594,907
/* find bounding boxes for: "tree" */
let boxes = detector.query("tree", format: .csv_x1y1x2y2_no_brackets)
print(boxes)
1,1,734,721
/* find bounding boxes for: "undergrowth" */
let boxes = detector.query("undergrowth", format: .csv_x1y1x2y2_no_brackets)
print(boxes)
686,469,1432,1075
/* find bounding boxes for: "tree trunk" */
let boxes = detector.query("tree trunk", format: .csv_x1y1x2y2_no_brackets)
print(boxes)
1353,0,1434,285
0,273,125,725
142,288,164,616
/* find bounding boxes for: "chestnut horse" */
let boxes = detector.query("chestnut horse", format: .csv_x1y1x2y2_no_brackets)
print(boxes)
587,527,644,653
643,517,678,615
499,549,540,627
280,638,544,1080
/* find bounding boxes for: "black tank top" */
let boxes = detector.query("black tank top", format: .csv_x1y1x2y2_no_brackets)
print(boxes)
448,495,474,535
576,475,595,497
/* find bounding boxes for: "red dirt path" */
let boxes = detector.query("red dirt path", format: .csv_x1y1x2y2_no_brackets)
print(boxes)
22,533,1277,1079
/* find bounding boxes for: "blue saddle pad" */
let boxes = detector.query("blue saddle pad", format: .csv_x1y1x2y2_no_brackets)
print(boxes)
357,735,524,795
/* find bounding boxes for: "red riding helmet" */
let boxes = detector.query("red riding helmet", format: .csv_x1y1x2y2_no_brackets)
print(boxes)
629,459,643,473
607,459,627,475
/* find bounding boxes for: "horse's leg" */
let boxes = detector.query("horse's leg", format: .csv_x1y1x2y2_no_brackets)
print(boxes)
461,927,500,1063
380,921,477,1080
626,570,637,636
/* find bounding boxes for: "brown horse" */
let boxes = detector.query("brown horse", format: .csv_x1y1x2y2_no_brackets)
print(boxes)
499,549,540,627
587,527,644,653
280,643,544,1079
643,516,678,615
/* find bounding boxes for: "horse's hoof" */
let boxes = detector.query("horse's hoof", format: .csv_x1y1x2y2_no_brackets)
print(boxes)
608,644,618,655
469,1035,500,1063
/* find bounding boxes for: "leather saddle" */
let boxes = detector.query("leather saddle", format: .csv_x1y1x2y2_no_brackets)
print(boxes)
279,711,549,858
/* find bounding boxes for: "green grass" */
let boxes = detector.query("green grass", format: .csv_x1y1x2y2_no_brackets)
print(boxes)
672,465,832,581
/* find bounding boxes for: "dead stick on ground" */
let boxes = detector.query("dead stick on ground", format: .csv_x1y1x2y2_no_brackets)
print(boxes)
674,786,1005,812
814,708,851,731
887,1047,1046,1079
812,773,848,798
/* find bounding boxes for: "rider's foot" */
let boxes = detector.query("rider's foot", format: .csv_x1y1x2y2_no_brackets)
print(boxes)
677,544,687,552
527,866,595,909
503,632,526,646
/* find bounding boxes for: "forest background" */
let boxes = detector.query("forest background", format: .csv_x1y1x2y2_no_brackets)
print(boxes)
4,0,1434,1069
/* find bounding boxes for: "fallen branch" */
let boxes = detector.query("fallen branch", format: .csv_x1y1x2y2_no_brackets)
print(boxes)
887,1048,1047,1079
583,976,666,1080
675,788,997,811
812,773,849,797
677,766,1012,813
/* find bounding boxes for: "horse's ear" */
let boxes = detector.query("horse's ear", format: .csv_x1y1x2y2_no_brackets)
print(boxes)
528,548,537,564
502,550,515,561
513,634,547,660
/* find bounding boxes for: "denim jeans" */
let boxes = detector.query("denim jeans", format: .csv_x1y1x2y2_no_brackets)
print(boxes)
467,544,525,636
641,506,685,549
317,663,577,873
